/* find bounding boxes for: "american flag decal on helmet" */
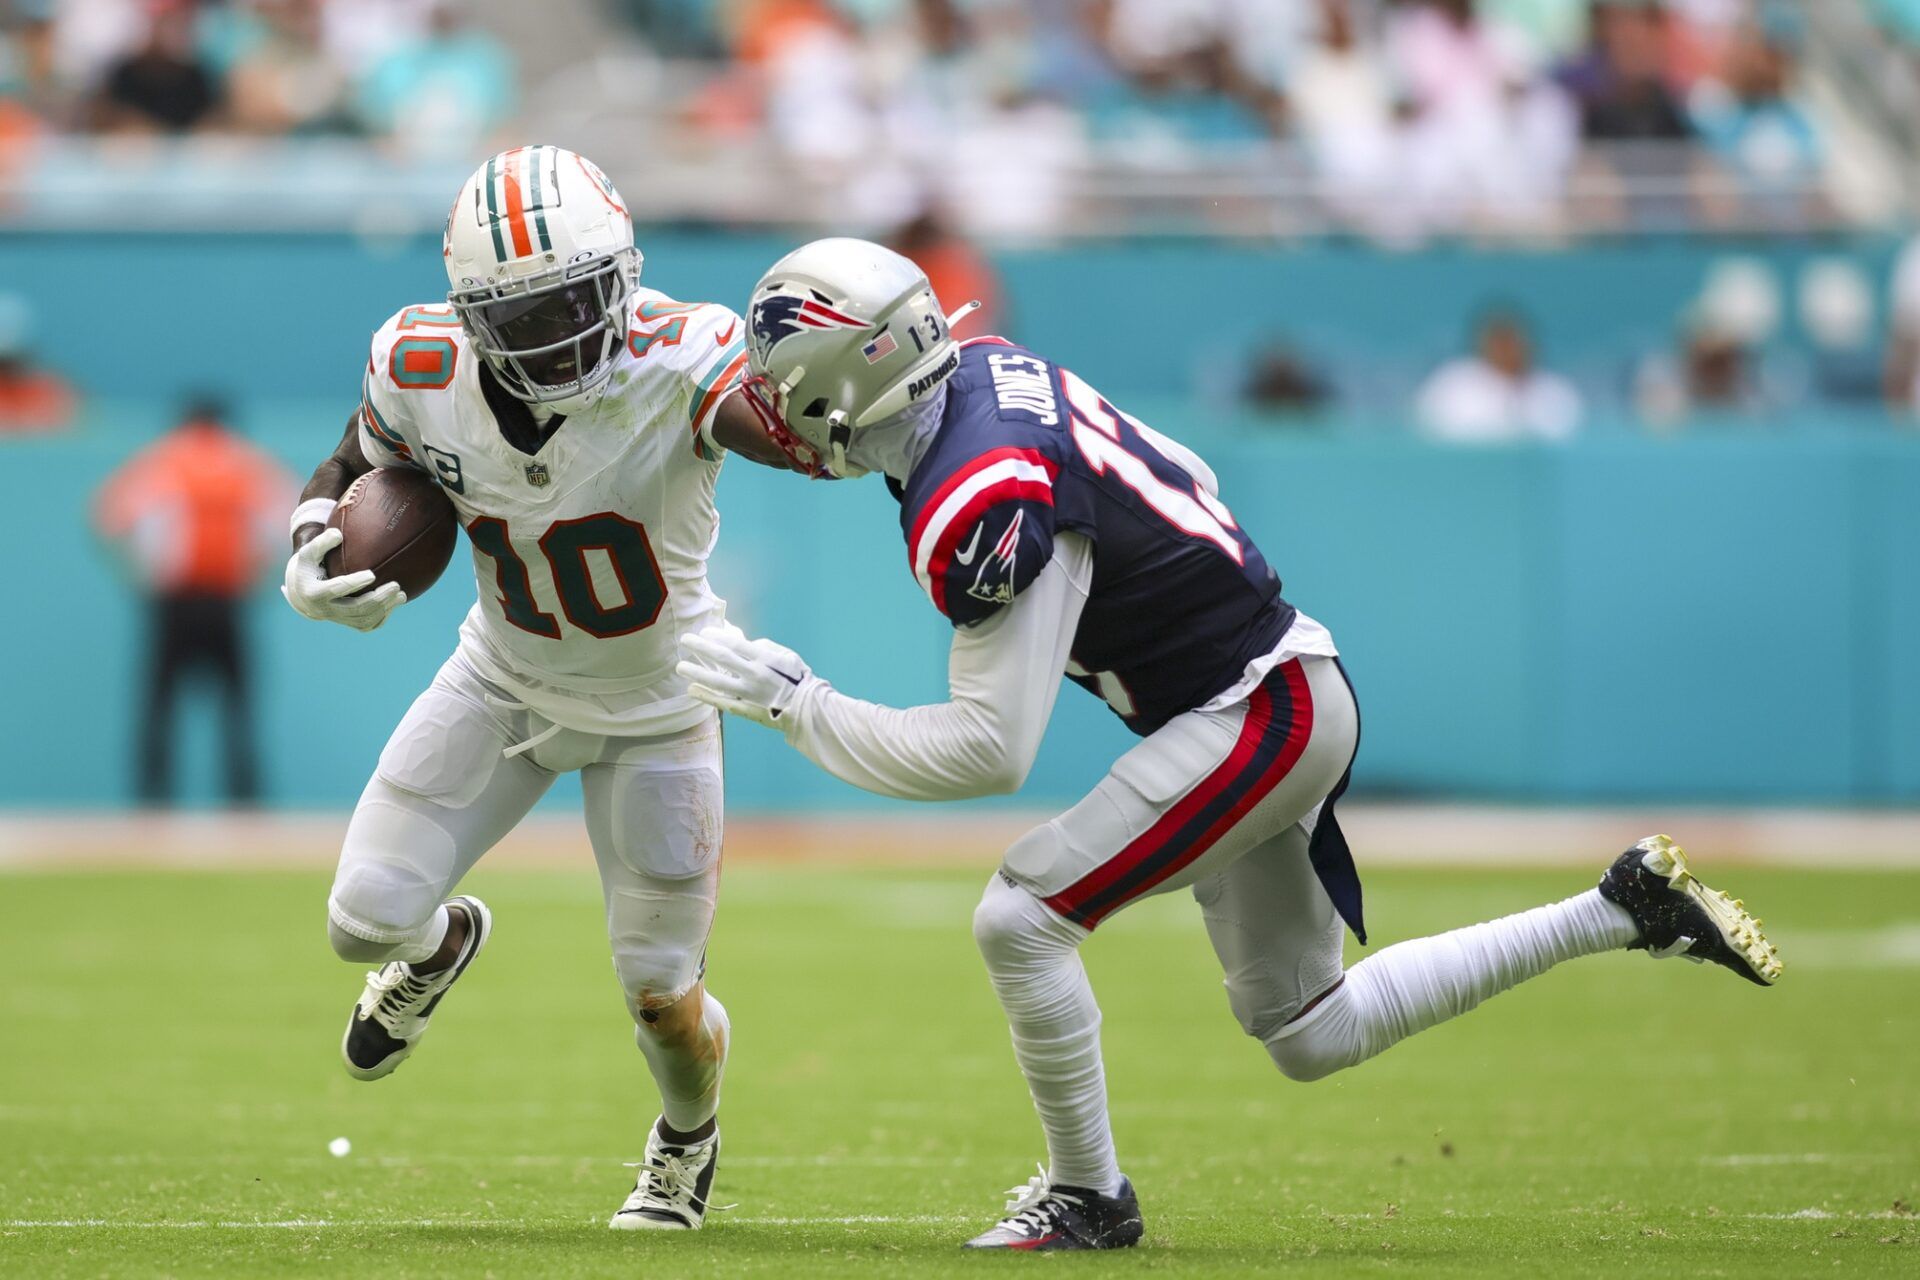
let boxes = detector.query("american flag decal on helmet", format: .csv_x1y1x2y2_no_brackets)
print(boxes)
863,332,898,364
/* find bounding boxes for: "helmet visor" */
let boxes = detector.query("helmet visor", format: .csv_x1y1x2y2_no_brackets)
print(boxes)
453,254,631,400
479,284,603,385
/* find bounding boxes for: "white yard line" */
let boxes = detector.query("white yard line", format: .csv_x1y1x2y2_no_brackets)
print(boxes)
1,1215,972,1230
6,1210,1910,1231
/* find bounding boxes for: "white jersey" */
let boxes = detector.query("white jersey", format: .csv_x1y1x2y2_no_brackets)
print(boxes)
357,287,749,736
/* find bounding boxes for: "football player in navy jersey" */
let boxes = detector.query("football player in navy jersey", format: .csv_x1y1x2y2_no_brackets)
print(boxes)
678,239,1781,1252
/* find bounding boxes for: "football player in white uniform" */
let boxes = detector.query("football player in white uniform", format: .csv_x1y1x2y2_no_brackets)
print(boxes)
282,146,800,1231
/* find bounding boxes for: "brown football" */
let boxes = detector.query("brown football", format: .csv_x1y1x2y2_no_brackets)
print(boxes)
324,467,458,599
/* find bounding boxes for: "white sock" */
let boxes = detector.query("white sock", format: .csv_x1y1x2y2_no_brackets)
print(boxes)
391,904,451,966
634,991,730,1135
973,875,1124,1198
1267,888,1637,1081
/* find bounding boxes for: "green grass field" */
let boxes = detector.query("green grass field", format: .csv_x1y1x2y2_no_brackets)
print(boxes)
1,857,1915,1277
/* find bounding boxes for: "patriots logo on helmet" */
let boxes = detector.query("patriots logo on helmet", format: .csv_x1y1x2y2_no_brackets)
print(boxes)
751,287,868,357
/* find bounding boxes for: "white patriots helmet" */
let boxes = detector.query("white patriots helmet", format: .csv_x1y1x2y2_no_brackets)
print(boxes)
743,238,978,478
444,145,641,405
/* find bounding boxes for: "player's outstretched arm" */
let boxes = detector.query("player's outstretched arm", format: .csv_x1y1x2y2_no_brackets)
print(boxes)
708,390,827,476
679,534,1094,801
281,407,405,632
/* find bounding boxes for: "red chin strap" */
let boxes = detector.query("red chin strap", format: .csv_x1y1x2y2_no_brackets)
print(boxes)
742,374,834,479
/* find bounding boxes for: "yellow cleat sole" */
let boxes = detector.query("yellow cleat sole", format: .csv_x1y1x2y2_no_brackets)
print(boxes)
1635,834,1784,985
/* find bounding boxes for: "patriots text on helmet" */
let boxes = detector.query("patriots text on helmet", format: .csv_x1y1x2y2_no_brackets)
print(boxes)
909,350,961,402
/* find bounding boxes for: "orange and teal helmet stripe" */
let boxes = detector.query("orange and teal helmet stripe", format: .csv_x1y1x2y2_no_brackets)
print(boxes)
484,152,508,262
527,146,552,252
483,148,556,263
500,147,533,259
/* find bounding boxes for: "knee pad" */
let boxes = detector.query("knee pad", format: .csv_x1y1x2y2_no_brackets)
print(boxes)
973,872,1084,972
605,869,716,1017
613,948,703,1018
1261,980,1365,1083
331,797,458,945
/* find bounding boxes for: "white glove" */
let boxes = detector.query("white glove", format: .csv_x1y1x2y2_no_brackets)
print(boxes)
677,629,819,729
281,527,406,632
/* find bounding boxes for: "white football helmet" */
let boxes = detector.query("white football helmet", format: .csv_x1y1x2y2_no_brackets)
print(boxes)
743,238,978,478
444,145,640,405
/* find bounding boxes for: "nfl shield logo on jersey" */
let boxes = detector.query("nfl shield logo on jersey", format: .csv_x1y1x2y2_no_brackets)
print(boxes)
525,462,550,487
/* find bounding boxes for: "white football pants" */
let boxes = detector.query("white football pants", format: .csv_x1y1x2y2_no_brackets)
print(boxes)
326,649,730,1131
973,655,1636,1195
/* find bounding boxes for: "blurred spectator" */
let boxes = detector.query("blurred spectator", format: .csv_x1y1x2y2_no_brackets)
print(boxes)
0,294,74,433
727,0,849,68
1485,0,1590,60
0,5,52,178
92,396,294,806
1884,235,1920,416
89,0,221,134
1387,0,1578,233
1634,316,1767,425
1099,0,1297,137
1560,2,1691,142
893,209,1006,336
1244,339,1332,416
1416,307,1584,442
940,89,1088,239
1688,20,1821,221
2,0,61,118
224,0,350,136
1289,0,1400,229
0,350,75,433
357,0,514,158
50,0,148,101
320,0,438,78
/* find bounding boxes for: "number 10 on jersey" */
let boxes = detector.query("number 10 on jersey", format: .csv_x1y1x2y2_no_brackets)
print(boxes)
467,512,667,639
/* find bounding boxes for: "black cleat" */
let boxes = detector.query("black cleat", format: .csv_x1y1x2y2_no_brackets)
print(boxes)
962,1166,1144,1251
1598,835,1782,986
341,896,492,1080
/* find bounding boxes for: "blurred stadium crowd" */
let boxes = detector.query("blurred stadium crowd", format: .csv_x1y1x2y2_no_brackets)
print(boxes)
618,0,1880,239
0,0,512,156
5,0,1920,442
4,0,1920,234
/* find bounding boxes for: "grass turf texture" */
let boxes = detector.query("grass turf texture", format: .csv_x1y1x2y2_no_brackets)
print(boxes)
1,861,1915,1277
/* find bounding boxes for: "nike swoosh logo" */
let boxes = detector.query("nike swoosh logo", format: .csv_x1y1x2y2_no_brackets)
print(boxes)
953,524,985,566
716,321,737,347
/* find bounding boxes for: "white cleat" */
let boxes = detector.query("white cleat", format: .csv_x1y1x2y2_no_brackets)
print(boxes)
610,1118,721,1231
340,896,492,1081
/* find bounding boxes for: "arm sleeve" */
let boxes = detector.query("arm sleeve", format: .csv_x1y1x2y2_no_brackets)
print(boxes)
780,531,1094,801
674,303,748,460
358,323,429,471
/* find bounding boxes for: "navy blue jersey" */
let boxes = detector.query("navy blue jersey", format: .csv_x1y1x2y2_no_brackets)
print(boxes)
892,337,1296,736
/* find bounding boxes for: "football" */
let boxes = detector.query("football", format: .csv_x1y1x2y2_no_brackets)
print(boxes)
324,466,458,599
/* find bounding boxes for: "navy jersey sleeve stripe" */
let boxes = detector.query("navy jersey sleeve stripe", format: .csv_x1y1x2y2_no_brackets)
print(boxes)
908,446,1057,616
